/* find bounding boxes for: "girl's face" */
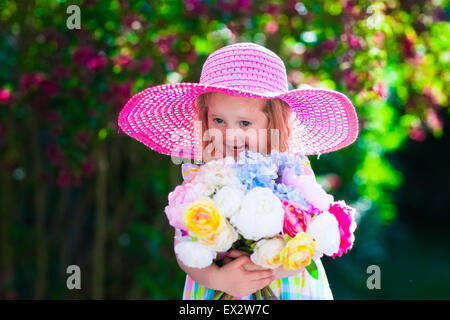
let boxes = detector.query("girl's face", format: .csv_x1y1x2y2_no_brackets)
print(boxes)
206,93,269,161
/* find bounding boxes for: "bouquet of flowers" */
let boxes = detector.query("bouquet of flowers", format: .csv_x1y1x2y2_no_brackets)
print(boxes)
164,150,357,300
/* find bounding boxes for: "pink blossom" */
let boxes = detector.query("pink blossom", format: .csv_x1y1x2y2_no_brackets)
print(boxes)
347,33,363,49
87,54,107,71
166,56,178,72
265,21,278,34
0,88,11,103
326,174,341,191
343,69,359,92
401,34,416,58
186,50,198,64
82,159,96,176
426,108,442,132
184,0,207,14
20,73,45,90
72,46,95,65
155,34,176,54
328,201,357,258
321,38,338,52
115,80,132,99
113,53,132,68
409,124,426,141
281,199,311,237
373,31,385,46
235,0,251,10
164,182,203,232
123,14,142,29
139,57,153,75
265,3,279,16
282,168,334,212
373,81,388,99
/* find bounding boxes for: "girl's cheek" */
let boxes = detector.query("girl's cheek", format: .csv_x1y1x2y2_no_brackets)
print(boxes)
257,130,269,154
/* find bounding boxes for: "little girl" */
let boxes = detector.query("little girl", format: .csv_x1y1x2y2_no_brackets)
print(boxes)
118,42,359,300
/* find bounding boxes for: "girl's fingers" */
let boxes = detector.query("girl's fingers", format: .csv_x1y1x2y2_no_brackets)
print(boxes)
226,249,250,258
232,255,252,268
243,262,266,271
222,256,233,265
248,269,274,281
251,277,275,293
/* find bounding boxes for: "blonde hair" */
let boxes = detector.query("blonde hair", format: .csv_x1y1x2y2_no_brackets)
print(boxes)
194,92,292,160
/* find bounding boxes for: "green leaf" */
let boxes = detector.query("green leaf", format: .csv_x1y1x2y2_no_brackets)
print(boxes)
283,234,292,244
305,260,319,279
237,246,253,254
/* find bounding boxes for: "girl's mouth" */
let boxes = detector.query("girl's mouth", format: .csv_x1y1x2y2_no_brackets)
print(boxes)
226,145,245,153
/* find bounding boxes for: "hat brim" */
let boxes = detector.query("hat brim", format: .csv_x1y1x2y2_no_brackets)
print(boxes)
118,82,359,160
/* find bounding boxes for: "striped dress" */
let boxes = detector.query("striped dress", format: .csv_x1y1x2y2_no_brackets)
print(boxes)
177,154,334,300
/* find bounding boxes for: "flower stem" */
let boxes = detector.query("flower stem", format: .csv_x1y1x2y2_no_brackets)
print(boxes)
255,289,263,300
265,286,279,300
212,290,225,300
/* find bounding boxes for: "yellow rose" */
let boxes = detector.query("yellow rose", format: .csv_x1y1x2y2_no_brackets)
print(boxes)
201,219,238,252
281,232,315,270
183,197,223,238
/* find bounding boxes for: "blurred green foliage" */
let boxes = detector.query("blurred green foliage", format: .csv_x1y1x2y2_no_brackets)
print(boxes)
0,0,449,299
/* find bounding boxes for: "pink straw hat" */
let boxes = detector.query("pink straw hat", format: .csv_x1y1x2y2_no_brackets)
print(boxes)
118,42,359,160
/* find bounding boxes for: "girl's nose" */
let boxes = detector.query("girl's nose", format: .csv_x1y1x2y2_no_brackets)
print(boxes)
225,128,246,146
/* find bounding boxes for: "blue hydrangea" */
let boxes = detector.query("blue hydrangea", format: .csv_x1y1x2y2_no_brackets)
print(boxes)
271,182,310,208
269,150,304,177
235,150,278,190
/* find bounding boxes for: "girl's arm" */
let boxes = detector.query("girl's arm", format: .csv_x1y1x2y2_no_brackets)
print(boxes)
174,234,274,296
173,236,222,290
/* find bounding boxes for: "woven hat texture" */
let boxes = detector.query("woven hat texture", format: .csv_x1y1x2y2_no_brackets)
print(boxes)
118,42,359,160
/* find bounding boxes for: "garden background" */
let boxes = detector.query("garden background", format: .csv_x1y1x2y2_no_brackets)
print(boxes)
0,0,449,299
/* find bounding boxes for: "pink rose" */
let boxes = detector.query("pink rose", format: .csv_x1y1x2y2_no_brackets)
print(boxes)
164,182,202,232
328,201,357,258
281,199,311,238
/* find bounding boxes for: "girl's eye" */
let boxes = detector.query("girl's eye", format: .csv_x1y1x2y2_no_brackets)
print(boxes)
213,118,224,124
241,121,251,127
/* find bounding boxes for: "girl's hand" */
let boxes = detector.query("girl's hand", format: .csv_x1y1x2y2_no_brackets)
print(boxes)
215,255,274,297
270,265,304,280
223,249,267,271
224,249,304,280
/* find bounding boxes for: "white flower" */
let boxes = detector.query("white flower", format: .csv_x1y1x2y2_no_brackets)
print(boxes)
230,187,284,241
196,156,245,193
306,211,340,258
201,220,238,252
174,239,216,268
250,237,285,269
213,186,245,219
295,174,334,211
